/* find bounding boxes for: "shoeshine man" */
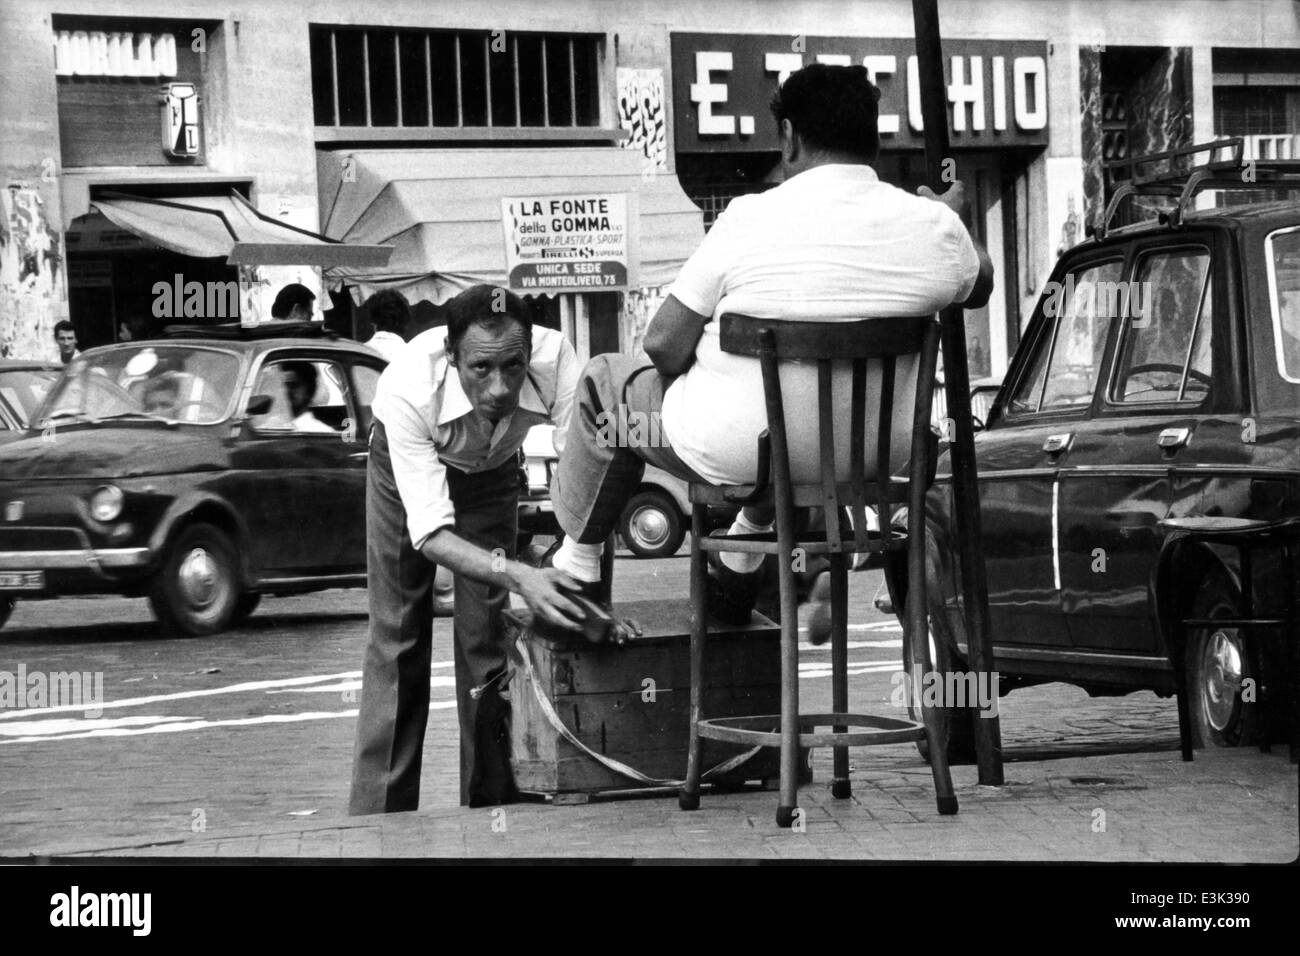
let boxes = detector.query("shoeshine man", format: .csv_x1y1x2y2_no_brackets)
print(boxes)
549,63,994,620
350,285,589,812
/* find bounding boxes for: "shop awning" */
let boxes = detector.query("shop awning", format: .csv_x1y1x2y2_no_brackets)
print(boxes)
91,191,393,268
316,148,704,303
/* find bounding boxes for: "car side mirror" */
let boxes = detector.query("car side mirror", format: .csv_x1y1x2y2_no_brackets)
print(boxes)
245,394,273,416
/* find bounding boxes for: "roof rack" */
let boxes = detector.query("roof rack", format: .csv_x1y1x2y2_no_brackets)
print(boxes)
160,321,339,340
1089,137,1300,240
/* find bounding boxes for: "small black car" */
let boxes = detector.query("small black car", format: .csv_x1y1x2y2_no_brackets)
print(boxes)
0,326,385,634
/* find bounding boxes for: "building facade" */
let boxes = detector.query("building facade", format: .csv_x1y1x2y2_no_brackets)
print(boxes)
2,0,1297,378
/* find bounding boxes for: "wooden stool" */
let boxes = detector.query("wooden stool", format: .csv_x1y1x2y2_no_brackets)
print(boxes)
1159,516,1300,763
678,313,958,827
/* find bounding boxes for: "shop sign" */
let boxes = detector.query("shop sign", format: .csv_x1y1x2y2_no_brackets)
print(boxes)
161,83,201,156
671,33,1049,152
53,30,179,78
501,194,629,293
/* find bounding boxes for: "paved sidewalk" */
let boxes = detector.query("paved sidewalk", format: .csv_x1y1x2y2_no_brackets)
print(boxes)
20,745,1297,862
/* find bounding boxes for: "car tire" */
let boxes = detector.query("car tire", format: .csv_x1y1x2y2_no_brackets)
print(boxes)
231,592,262,626
1184,574,1264,749
149,523,240,636
619,490,684,558
0,596,12,630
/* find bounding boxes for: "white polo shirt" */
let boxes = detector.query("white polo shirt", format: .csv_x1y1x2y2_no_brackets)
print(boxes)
658,163,981,485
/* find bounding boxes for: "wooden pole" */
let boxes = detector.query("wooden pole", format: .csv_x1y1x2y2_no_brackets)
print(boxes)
910,0,1003,785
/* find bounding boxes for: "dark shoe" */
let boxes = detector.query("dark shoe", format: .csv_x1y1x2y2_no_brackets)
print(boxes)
535,543,634,645
704,531,765,626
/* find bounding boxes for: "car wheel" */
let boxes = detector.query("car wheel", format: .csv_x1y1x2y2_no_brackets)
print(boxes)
149,523,240,636
619,490,684,558
231,592,262,626
0,596,12,630
1184,575,1263,748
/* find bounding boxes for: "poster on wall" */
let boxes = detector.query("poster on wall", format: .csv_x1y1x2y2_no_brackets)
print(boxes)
501,194,629,293
617,68,669,172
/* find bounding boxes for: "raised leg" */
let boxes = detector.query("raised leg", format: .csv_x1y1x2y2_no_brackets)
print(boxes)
830,551,851,799
679,503,709,811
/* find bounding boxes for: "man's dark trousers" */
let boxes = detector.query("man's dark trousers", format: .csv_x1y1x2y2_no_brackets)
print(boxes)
349,420,520,813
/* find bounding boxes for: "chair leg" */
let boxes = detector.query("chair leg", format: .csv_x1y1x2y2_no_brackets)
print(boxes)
907,503,957,815
775,507,801,828
830,552,851,799
1170,622,1195,762
679,505,709,811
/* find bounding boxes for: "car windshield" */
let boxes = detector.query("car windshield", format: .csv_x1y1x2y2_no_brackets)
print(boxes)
39,346,241,425
1268,228,1300,383
0,368,59,426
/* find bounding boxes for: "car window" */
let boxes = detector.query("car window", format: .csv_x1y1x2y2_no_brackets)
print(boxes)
1266,226,1300,383
1108,248,1212,404
250,359,350,435
349,363,382,437
0,369,58,426
41,346,240,424
1008,259,1125,414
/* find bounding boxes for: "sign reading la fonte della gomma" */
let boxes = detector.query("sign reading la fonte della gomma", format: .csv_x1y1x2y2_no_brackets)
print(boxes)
501,194,629,294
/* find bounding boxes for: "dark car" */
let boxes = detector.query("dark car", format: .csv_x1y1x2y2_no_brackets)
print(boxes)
0,326,385,634
910,143,1300,754
0,359,61,443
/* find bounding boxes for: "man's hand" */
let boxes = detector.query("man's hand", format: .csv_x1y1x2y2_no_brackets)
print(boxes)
512,565,587,632
918,180,970,224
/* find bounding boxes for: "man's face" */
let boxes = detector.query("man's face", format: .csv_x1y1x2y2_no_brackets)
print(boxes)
450,319,530,424
55,328,77,359
283,369,314,416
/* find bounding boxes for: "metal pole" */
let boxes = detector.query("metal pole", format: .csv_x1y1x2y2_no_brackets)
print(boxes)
911,0,1003,785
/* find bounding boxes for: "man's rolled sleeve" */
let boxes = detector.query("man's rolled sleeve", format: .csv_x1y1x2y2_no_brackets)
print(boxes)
376,395,456,550
665,198,745,319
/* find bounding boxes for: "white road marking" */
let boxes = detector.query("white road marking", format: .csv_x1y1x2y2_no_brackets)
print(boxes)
0,704,459,745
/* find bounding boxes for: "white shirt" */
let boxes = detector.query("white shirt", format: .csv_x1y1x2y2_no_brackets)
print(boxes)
373,325,578,549
364,330,407,364
658,164,981,485
292,410,337,433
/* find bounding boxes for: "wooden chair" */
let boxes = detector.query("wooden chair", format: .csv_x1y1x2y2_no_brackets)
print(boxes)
678,312,959,826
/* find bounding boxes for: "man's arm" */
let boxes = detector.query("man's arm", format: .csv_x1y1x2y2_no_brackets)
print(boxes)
918,181,995,311
962,244,995,311
642,294,710,376
420,529,585,630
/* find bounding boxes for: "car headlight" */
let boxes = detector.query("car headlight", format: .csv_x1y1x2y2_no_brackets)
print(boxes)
89,485,124,522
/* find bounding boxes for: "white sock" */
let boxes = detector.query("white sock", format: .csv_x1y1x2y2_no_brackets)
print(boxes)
553,537,603,583
719,512,773,574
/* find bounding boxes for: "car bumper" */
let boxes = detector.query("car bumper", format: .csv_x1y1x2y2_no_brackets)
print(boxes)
0,547,151,571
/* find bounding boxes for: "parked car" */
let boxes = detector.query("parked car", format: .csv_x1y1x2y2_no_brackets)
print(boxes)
0,325,385,634
0,359,61,444
902,143,1300,755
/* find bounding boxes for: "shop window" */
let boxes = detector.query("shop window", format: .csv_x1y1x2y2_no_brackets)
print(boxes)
310,26,601,131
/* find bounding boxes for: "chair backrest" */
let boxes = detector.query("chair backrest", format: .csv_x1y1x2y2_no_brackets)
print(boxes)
717,312,942,555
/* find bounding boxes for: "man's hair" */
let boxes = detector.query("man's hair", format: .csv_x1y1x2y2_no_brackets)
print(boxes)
444,284,532,358
54,320,75,337
365,289,412,336
281,361,319,397
271,283,316,319
769,63,881,163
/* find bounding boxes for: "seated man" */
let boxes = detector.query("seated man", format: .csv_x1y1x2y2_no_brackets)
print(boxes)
280,361,337,433
140,374,180,417
549,63,993,629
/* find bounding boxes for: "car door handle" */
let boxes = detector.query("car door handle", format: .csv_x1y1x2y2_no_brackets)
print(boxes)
349,451,370,460
1157,427,1191,451
1042,432,1073,456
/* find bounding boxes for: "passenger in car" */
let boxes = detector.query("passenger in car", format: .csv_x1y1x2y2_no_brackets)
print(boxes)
280,361,336,433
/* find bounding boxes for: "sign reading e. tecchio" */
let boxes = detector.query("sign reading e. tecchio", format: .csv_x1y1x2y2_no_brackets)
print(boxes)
501,194,629,293
671,33,1049,152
